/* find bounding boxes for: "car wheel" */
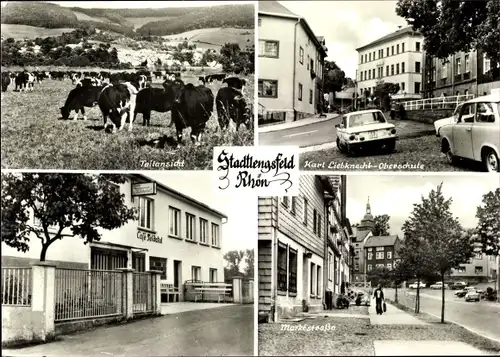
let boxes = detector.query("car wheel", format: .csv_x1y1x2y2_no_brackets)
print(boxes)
482,148,499,173
386,139,396,153
336,138,344,153
446,148,457,165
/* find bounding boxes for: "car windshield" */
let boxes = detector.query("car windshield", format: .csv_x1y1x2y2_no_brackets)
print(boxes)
348,112,386,127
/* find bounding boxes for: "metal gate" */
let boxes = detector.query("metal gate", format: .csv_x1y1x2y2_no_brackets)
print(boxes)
132,272,155,314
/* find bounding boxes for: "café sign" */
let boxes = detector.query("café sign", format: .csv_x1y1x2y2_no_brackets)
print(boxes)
137,230,163,244
132,182,157,196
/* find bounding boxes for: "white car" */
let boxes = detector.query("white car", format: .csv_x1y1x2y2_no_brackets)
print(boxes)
335,109,398,155
465,289,481,302
434,103,464,135
408,282,426,289
437,92,500,172
430,282,449,290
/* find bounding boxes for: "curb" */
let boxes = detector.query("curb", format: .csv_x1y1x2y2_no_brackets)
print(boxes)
258,115,338,134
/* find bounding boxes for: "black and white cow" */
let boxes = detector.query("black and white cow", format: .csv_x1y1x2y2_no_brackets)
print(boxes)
2,72,11,92
60,85,105,120
98,82,139,133
15,71,34,92
216,86,251,131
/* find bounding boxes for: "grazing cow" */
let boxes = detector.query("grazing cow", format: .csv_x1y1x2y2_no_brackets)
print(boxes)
133,79,184,127
60,85,105,120
98,82,139,133
171,82,214,144
206,73,226,83
15,71,29,91
76,77,101,88
2,72,11,92
223,77,246,91
137,75,147,90
216,86,251,131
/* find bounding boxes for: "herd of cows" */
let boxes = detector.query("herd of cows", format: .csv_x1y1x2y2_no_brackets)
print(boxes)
1,69,252,145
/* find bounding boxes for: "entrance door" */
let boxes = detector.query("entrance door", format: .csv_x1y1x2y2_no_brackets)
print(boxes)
174,260,181,288
132,253,146,272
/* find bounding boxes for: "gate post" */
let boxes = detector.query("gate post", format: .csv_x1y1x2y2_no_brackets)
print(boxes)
117,268,134,319
32,263,56,342
148,270,162,315
248,279,254,304
232,276,243,304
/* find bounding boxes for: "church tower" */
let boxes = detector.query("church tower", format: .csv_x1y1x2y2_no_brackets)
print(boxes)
357,197,375,232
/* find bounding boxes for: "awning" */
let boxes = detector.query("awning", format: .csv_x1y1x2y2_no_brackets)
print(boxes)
90,241,148,253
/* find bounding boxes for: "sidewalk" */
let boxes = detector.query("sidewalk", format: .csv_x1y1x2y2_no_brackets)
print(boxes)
258,113,338,133
369,300,426,325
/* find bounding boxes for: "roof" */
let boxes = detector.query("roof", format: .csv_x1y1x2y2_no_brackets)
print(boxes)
346,109,384,116
356,26,420,52
465,92,500,104
131,174,228,219
258,1,299,18
364,235,399,247
355,229,372,243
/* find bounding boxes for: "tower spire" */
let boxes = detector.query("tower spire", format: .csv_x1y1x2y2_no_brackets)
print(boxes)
366,196,371,215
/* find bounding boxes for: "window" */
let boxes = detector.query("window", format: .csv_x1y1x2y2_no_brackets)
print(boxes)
455,58,461,75
259,40,279,58
415,61,421,73
401,42,405,52
401,62,405,73
401,82,405,91
475,266,483,274
310,262,317,296
317,214,322,238
376,247,384,251
313,209,317,234
281,196,289,208
258,79,278,98
169,206,181,236
277,242,287,291
307,54,310,70
387,251,392,259
456,266,466,273
367,247,373,252
360,55,363,64
386,47,389,57
298,83,303,101
299,46,304,64
396,44,399,54
209,268,217,283
309,89,313,104
137,197,154,230
376,252,384,259
149,257,167,280
367,264,372,272
288,248,298,293
414,82,421,94
372,68,375,79
476,103,496,123
387,263,392,269
386,65,389,76
132,253,146,272
328,252,333,281
367,253,373,260
416,42,420,52
186,213,196,241
396,63,399,74
211,223,220,247
369,52,371,61
368,70,371,80
191,266,201,281
291,197,297,214
483,54,491,74
458,103,476,123
391,46,394,55
316,265,321,297
475,253,482,260
442,61,448,78
303,198,308,225
258,18,261,27
360,71,363,81
465,54,470,72
199,218,208,244
391,64,394,75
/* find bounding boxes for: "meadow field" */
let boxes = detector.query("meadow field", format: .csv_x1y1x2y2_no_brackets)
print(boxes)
1,24,76,40
0,70,254,170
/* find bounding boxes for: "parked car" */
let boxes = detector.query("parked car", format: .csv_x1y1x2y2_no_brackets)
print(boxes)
449,281,468,290
465,289,481,302
430,282,449,290
335,109,397,155
437,92,500,172
455,286,477,298
434,103,465,136
355,292,370,306
408,282,426,289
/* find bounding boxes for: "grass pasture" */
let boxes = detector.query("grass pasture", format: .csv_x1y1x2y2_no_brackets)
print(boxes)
1,71,254,170
162,27,255,49
1,24,76,40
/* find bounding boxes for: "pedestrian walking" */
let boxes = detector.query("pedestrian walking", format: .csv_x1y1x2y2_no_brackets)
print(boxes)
390,102,396,120
373,284,385,315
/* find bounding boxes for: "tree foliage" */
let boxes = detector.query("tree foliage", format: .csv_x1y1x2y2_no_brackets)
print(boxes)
223,249,254,281
474,188,500,256
1,173,137,262
367,266,393,287
219,42,254,74
373,214,391,236
396,0,500,63
374,83,400,111
323,61,346,94
1,2,78,28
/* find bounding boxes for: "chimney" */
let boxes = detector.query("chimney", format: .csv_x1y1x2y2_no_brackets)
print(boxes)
398,25,402,30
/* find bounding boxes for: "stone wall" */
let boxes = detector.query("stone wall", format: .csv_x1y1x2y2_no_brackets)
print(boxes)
405,109,454,124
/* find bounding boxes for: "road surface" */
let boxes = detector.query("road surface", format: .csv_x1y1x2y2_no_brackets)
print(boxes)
3,305,254,356
389,288,500,342
259,117,341,147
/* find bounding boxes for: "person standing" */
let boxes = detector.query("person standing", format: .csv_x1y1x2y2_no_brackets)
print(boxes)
373,284,385,315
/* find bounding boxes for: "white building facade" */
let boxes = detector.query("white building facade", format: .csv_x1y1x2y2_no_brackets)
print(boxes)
356,26,424,101
1,174,227,301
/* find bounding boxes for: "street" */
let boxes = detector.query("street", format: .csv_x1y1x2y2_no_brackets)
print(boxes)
2,305,254,356
387,288,500,343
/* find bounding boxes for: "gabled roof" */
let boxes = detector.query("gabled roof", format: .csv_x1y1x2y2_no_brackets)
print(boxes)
355,229,372,243
258,0,299,18
356,26,420,52
364,235,399,247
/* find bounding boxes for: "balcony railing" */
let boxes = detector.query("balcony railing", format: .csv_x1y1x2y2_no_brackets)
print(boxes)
402,94,475,111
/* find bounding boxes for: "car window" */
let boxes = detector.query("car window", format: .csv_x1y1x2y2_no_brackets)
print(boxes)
476,102,496,123
453,104,463,121
348,112,386,128
341,116,346,127
457,103,475,123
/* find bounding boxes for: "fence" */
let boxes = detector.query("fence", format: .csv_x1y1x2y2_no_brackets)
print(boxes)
54,268,123,322
402,94,475,111
132,272,155,314
1,268,32,306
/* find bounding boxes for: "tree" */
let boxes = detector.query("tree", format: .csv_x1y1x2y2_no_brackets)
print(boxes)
474,188,500,302
223,250,245,280
323,61,346,103
373,214,391,236
1,173,137,262
390,260,412,303
244,249,254,278
396,0,500,63
401,183,474,322
373,83,400,111
367,266,393,287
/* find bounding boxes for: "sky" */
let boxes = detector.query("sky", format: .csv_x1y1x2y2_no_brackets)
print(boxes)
278,1,407,78
145,172,256,254
47,1,254,8
346,175,500,238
